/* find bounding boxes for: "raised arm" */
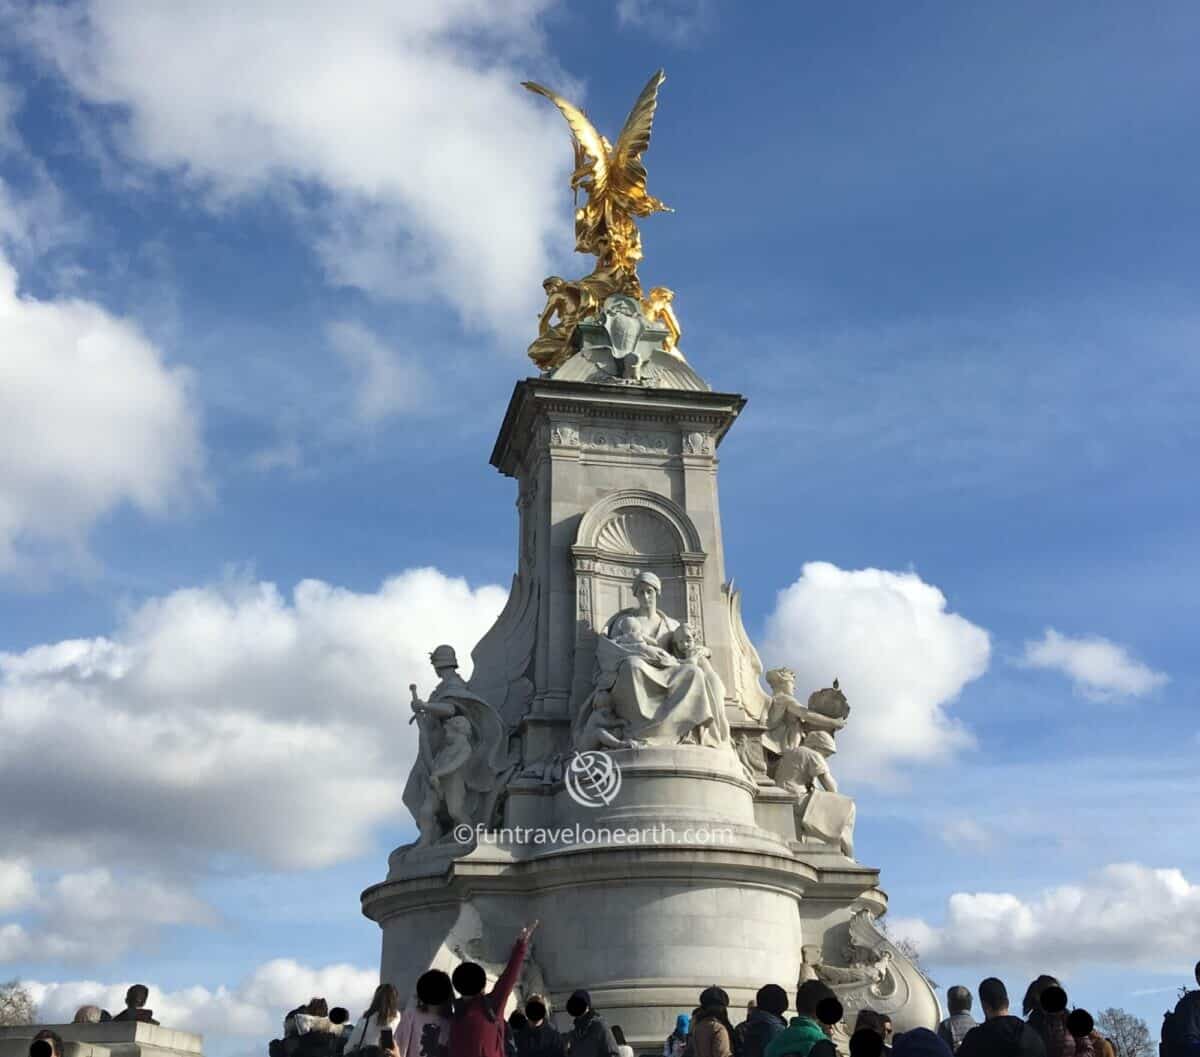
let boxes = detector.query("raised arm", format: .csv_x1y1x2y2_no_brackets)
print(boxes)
489,921,539,1013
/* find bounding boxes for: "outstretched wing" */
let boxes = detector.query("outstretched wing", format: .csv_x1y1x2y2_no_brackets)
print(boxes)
612,69,665,196
522,80,608,196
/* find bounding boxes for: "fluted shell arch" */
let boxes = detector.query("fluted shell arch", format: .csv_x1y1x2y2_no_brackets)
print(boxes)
574,488,705,557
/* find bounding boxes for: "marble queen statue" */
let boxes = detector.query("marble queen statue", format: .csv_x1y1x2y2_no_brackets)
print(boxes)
573,570,729,748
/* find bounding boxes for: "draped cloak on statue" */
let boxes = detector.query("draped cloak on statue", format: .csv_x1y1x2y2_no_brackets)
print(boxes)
402,673,508,829
574,606,728,746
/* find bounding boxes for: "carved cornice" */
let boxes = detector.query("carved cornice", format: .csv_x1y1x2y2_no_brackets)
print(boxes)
491,379,746,479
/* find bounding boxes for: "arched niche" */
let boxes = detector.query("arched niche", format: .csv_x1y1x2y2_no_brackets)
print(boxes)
569,489,707,707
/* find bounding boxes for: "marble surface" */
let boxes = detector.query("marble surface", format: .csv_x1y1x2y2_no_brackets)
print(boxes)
367,378,940,1047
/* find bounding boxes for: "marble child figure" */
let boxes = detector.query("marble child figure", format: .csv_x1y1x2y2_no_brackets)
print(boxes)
575,694,644,752
669,623,730,745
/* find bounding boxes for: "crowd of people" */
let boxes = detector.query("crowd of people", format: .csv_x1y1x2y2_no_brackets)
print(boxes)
264,927,1200,1057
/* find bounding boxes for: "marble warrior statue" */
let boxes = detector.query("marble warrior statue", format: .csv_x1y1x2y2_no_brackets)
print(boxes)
523,70,681,371
404,645,509,847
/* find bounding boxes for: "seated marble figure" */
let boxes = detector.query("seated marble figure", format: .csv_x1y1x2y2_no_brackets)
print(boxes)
574,570,729,748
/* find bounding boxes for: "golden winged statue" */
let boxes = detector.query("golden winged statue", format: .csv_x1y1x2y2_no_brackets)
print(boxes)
522,70,681,371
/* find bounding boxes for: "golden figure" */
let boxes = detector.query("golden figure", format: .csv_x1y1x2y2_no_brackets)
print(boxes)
522,70,678,372
642,286,682,358
528,277,584,372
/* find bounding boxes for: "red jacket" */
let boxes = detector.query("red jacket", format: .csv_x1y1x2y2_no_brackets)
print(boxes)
448,938,529,1057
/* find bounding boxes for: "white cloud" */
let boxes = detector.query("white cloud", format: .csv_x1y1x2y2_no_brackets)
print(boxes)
0,859,36,914
938,818,993,852
0,868,214,965
328,321,431,424
615,0,715,45
24,958,377,1037
889,862,1200,971
0,248,204,575
0,566,506,872
761,561,989,783
1021,628,1167,701
13,0,574,339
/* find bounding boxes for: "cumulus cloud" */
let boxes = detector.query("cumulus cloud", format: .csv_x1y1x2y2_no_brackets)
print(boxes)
0,566,507,871
0,859,37,914
1020,628,1168,701
889,862,1200,971
327,321,431,424
761,561,990,783
0,248,204,575
11,0,574,338
0,868,213,964
25,958,377,1037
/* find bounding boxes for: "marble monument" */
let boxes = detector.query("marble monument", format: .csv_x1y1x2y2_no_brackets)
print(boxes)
361,69,939,1048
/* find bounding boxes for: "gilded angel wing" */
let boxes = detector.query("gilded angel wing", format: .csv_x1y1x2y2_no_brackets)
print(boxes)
522,80,609,196
611,69,670,212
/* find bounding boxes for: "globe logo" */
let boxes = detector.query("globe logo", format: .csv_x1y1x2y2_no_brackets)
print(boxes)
565,750,622,808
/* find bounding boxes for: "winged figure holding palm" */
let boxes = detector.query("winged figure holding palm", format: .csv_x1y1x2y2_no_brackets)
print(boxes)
522,70,679,370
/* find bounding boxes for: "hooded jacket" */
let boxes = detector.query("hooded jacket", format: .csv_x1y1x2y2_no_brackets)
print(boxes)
742,1009,788,1057
565,1011,619,1057
764,1016,829,1057
958,1017,1047,1057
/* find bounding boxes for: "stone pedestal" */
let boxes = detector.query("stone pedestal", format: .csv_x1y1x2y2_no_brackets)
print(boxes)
0,1024,203,1057
363,374,941,1046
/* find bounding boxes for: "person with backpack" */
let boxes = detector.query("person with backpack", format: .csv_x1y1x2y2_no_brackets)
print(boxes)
1032,986,1075,1057
518,996,565,1057
449,921,538,1057
665,1015,692,1057
692,987,738,1057
564,990,620,1057
396,971,453,1057
741,986,789,1057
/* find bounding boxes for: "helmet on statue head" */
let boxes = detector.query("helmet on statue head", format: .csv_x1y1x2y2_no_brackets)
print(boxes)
429,644,459,670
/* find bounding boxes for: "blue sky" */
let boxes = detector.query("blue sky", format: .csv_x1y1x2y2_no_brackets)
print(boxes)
0,0,1197,1052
